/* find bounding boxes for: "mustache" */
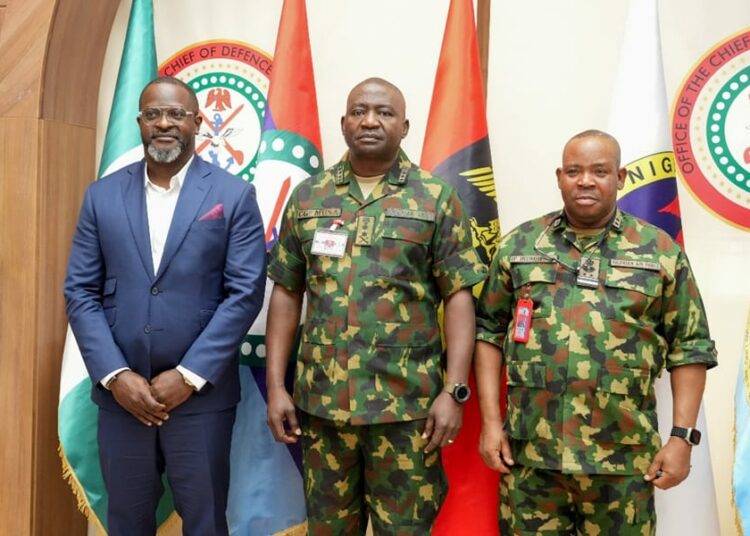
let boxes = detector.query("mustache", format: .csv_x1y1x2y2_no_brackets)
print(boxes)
146,140,186,163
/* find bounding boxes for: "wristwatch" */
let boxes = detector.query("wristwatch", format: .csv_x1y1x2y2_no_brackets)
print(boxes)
670,426,701,446
444,383,471,404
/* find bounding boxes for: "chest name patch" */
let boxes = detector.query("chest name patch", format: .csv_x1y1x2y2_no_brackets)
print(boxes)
609,259,660,271
297,208,342,219
384,208,436,222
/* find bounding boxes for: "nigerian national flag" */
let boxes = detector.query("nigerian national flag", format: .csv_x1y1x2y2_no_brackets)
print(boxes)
58,0,179,533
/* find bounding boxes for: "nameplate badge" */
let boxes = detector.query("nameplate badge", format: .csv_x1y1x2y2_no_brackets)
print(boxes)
297,208,342,219
610,259,660,271
509,255,554,264
311,229,348,258
384,208,436,222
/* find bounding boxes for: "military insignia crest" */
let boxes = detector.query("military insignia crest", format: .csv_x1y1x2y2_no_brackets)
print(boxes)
159,40,272,183
617,152,683,242
671,30,750,230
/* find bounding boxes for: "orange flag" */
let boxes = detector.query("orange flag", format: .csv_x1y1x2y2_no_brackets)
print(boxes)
422,1,501,534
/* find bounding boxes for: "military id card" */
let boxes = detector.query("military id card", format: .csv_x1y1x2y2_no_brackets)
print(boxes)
513,298,533,343
311,228,348,258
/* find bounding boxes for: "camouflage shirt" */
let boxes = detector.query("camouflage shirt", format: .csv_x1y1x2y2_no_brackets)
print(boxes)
476,209,717,475
269,151,487,425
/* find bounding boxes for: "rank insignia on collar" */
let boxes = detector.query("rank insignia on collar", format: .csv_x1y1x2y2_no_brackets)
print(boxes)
612,212,623,230
334,164,347,185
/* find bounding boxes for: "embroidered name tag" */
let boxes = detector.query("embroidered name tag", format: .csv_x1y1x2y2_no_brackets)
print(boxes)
384,208,436,222
297,208,342,219
509,255,554,264
610,259,660,271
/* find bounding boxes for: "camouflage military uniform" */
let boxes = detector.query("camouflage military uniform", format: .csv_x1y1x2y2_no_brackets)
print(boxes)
476,209,716,533
500,466,655,534
269,151,486,533
299,412,446,535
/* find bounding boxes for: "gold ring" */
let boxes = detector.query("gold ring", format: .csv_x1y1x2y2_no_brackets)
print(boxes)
447,439,454,444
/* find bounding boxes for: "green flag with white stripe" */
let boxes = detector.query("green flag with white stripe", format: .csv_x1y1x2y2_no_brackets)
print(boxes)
58,1,178,533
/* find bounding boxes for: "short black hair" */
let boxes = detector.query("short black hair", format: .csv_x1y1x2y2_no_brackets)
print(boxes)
139,76,199,110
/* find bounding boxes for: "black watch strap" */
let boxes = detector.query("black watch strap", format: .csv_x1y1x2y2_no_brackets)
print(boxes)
670,426,701,446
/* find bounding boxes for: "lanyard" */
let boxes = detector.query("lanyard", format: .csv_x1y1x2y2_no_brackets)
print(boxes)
532,214,612,285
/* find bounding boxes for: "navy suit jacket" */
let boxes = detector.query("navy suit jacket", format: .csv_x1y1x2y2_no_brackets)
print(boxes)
65,157,266,413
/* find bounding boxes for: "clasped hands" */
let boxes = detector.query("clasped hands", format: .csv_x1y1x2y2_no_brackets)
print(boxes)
110,369,194,426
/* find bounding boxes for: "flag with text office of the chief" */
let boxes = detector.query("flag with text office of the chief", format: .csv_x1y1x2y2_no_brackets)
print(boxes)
226,0,320,534
608,1,719,534
421,0,500,534
735,308,750,535
57,0,180,534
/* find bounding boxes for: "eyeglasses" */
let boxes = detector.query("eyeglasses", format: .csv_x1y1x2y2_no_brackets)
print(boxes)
138,107,196,124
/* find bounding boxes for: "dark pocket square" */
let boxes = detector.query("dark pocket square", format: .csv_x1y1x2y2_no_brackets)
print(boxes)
199,203,224,221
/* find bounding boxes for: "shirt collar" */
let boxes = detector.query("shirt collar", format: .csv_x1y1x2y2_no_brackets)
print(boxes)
333,149,413,187
551,207,624,234
144,155,194,192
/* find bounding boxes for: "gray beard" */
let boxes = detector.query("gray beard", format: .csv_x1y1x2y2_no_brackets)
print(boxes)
147,141,185,163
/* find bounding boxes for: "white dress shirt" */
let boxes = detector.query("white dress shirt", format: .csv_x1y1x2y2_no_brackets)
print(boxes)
102,157,206,391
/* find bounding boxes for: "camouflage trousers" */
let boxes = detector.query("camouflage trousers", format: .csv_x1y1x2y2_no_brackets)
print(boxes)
300,412,446,536
500,465,655,535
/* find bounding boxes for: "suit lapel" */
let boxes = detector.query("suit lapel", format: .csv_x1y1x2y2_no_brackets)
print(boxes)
122,161,155,280
156,158,212,281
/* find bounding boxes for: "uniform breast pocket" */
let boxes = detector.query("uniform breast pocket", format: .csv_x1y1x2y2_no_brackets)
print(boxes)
382,215,434,245
381,215,435,280
298,217,334,254
509,262,557,319
603,263,663,321
504,262,557,359
298,218,344,279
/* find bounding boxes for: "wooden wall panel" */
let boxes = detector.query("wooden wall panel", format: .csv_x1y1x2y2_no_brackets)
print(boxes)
0,1,54,117
0,3,8,41
0,117,40,536
43,2,119,127
0,0,119,534
33,120,95,536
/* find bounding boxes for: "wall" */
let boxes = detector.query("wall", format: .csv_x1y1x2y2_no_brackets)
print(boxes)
96,1,750,534
0,0,118,533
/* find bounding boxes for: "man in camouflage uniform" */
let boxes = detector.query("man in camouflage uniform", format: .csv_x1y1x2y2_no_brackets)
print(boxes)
474,130,717,535
265,78,487,535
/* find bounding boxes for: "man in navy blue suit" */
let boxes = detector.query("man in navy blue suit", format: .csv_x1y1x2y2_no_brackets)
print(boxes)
64,77,266,536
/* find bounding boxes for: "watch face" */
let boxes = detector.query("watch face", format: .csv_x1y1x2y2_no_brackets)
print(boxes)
454,384,470,403
689,429,702,445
